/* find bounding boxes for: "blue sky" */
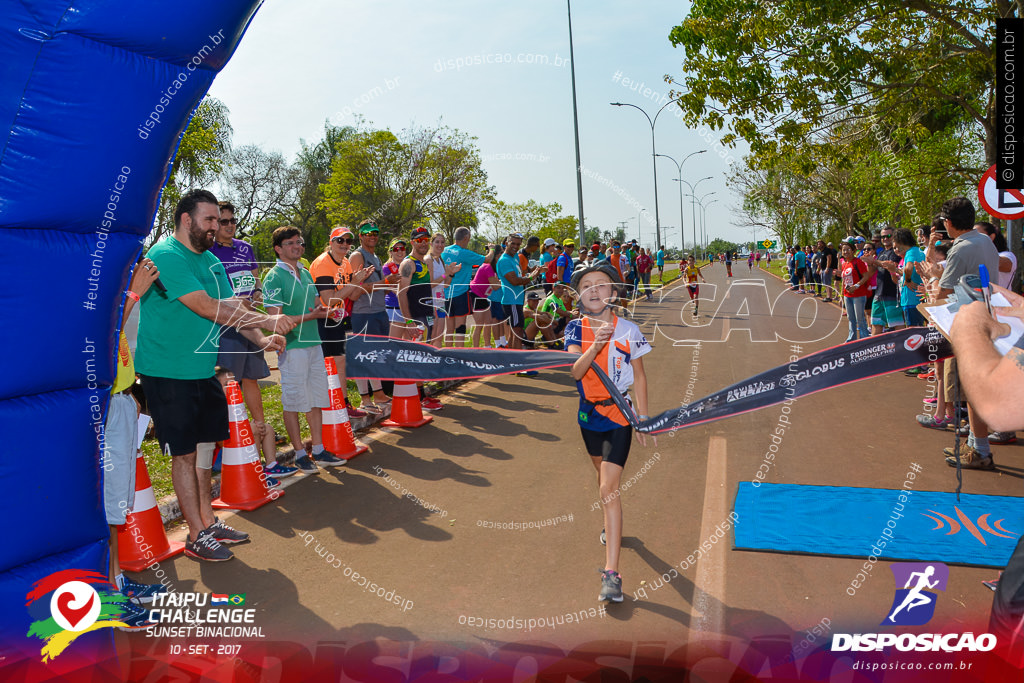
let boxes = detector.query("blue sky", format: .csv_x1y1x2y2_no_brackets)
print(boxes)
209,0,749,248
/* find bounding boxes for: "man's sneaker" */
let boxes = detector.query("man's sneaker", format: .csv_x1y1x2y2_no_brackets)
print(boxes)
295,455,319,474
185,530,233,562
208,518,249,545
422,398,443,411
265,476,281,489
516,370,539,377
600,529,606,546
945,447,995,470
916,414,950,430
264,461,298,478
312,450,346,467
599,570,624,603
989,431,1018,444
116,599,154,630
119,575,167,604
904,366,926,376
954,423,970,436
918,370,936,380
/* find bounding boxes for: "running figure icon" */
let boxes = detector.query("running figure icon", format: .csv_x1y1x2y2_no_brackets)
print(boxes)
887,565,939,623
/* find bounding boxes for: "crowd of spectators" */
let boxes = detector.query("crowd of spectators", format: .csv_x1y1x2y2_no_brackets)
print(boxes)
782,198,1019,470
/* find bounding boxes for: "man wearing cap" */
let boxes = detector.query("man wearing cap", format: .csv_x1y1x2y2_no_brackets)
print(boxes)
347,221,397,408
498,232,543,349
518,235,541,284
398,226,437,338
656,245,666,280
591,242,606,262
539,281,577,346
540,239,558,293
309,226,374,417
557,239,575,284
441,226,486,347
210,201,293,479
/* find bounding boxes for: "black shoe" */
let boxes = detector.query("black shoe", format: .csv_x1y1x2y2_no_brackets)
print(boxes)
208,518,249,545
185,529,234,562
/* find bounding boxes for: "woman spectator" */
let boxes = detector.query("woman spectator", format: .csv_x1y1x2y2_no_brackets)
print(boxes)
309,226,374,416
839,238,872,341
383,238,414,340
425,233,461,347
635,247,653,301
469,244,502,347
975,222,1017,289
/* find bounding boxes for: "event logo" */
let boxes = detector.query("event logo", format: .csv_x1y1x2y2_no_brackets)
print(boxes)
26,569,135,662
921,507,1020,545
884,562,948,626
833,562,997,652
904,334,925,351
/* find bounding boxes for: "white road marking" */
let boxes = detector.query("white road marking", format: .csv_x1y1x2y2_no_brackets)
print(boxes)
693,435,728,639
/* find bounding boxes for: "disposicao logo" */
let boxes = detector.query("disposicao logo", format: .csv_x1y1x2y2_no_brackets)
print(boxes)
26,569,133,662
884,562,947,626
832,562,996,653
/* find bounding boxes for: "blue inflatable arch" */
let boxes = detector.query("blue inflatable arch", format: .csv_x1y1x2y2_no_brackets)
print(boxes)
0,0,263,655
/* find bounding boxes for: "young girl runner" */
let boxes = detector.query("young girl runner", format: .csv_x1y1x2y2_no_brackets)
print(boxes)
565,263,654,603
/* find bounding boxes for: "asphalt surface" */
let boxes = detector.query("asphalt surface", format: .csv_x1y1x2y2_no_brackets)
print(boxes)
125,262,1023,675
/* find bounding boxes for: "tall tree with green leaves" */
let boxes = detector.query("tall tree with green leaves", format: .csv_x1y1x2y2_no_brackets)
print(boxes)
151,97,232,241
320,124,492,246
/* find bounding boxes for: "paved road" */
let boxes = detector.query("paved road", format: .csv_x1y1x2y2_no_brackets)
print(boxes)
125,262,1022,677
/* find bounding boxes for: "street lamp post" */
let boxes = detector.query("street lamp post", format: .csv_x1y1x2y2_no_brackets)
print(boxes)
655,150,706,253
610,98,686,251
702,198,719,254
567,0,586,247
676,176,713,256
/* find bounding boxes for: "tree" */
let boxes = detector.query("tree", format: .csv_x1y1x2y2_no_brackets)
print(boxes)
221,144,292,234
285,122,358,249
151,97,232,241
669,0,995,165
483,199,563,242
706,238,739,256
320,124,493,246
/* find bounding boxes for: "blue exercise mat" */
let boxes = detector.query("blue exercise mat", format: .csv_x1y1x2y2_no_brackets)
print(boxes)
732,482,1022,568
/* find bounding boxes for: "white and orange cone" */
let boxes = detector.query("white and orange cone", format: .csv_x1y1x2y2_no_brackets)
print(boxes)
212,381,283,511
381,380,433,428
323,357,369,460
117,451,184,572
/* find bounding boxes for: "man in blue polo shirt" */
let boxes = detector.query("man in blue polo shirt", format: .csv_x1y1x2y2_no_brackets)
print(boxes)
556,238,575,284
441,226,485,347
498,232,542,349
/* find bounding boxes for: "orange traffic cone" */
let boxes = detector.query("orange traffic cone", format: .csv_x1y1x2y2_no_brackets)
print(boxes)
212,381,284,511
323,357,369,460
118,451,184,572
381,380,433,428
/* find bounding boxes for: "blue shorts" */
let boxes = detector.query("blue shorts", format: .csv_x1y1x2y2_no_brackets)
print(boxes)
903,305,926,327
490,300,507,321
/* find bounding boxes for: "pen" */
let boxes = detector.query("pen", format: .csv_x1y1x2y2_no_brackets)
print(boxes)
979,264,994,317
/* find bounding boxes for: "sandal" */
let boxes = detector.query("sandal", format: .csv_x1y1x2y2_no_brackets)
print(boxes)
361,402,383,415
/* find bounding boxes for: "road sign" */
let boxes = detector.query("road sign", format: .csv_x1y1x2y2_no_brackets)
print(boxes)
759,239,778,250
978,164,1024,220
